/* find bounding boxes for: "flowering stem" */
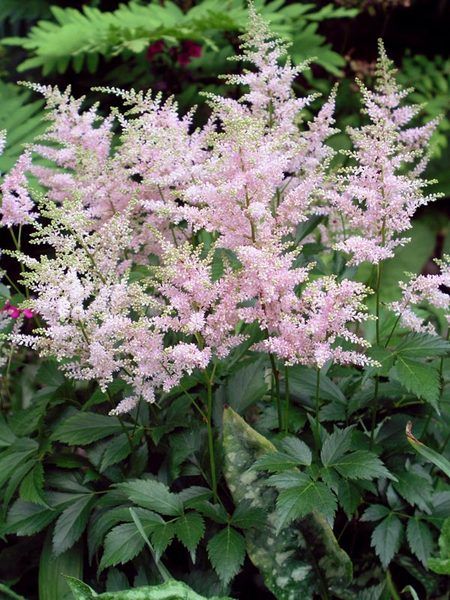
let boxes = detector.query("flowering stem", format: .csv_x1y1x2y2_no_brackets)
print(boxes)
375,261,383,345
314,368,321,451
284,364,290,433
205,367,218,503
371,260,384,448
269,352,282,430
384,312,402,348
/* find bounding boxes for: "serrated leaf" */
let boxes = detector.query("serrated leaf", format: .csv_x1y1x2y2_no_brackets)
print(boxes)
320,427,353,466
4,499,57,536
0,414,16,448
117,479,183,516
52,411,131,445
100,523,146,571
19,462,48,506
371,514,403,567
330,450,394,481
207,526,245,585
88,507,139,561
178,486,212,508
391,358,440,411
395,333,450,358
275,478,337,529
393,470,433,513
252,451,300,472
230,501,265,530
360,504,390,522
0,438,38,488
406,518,434,566
53,495,95,555
280,437,312,466
337,479,361,518
99,433,133,472
175,512,205,561
191,501,228,525
151,522,177,561
266,471,306,490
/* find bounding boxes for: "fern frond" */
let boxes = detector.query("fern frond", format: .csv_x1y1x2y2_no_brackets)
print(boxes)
2,1,358,77
0,81,47,173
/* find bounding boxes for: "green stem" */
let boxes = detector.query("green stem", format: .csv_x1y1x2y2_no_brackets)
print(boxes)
269,353,282,431
384,312,402,348
375,261,383,345
370,376,379,449
314,368,321,451
105,389,134,452
385,569,401,600
371,260,384,448
284,364,290,433
205,368,218,503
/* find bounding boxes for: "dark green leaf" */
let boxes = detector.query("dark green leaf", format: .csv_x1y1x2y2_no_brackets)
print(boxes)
151,522,177,561
230,501,265,530
280,437,312,466
100,434,133,472
207,526,246,585
361,504,390,522
406,518,434,566
337,479,361,518
0,414,16,448
252,451,300,472
330,450,394,481
391,358,440,410
19,462,47,506
320,427,353,466
53,495,95,555
393,470,433,512
0,438,38,488
100,523,146,571
371,514,403,567
395,333,450,359
175,512,205,561
52,411,131,445
275,476,337,529
117,479,183,516
4,499,57,536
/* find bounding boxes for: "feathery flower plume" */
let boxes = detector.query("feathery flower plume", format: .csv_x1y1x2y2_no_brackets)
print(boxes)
390,256,450,334
326,41,439,265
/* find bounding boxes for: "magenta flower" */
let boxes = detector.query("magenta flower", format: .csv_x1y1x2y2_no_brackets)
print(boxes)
177,40,202,65
146,40,165,62
2,301,21,319
1,301,35,319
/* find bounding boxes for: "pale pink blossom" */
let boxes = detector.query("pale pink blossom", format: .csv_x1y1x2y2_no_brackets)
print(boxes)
390,256,450,334
1,152,35,226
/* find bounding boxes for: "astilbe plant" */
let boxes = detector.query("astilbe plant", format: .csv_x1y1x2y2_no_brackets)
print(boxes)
2,10,379,414
0,7,449,599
